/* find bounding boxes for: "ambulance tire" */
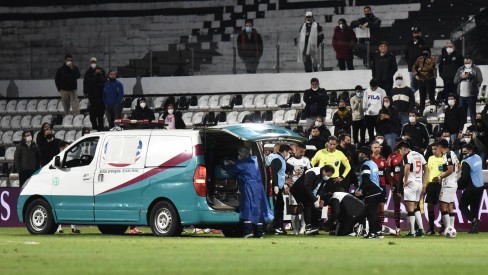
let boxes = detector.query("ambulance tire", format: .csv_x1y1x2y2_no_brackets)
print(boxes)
25,199,57,235
221,224,243,238
98,225,129,235
150,201,182,237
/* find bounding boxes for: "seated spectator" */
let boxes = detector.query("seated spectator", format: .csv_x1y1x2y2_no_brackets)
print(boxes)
130,97,155,121
304,126,326,160
161,103,185,129
332,100,352,136
306,116,331,140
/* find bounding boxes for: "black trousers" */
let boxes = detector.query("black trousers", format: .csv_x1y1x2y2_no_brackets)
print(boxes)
290,181,317,225
363,115,377,143
459,187,484,221
89,102,105,131
338,58,354,70
418,78,436,112
364,195,380,234
304,55,318,72
273,189,284,229
242,57,260,74
19,169,36,186
352,119,366,145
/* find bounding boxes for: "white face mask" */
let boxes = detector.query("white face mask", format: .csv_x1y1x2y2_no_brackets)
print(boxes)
409,116,416,123
384,103,390,108
376,138,384,145
25,136,32,142
306,20,312,23
464,138,471,143
90,63,97,69
395,79,403,86
66,61,72,66
168,108,174,114
323,176,330,181
446,47,454,54
315,121,323,127
312,87,319,91
356,92,363,97
448,99,455,107
444,137,450,143
339,24,344,29
140,102,146,108
465,63,472,69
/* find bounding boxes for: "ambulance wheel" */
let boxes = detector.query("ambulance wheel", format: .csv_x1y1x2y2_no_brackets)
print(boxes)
98,225,129,235
221,224,243,238
25,199,57,235
150,201,181,237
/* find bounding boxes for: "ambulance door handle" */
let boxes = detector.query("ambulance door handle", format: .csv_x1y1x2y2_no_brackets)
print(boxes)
98,174,104,182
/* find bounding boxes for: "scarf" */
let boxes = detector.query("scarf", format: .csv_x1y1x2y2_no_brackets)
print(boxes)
298,22,318,63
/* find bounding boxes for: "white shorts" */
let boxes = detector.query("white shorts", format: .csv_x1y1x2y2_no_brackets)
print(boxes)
439,181,458,203
404,181,422,202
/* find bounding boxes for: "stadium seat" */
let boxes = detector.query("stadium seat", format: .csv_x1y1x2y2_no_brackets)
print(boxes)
47,99,59,114
10,115,22,130
56,100,64,113
192,112,205,125
0,100,7,114
33,131,39,143
75,130,83,140
30,115,43,129
72,114,85,129
226,111,239,124
181,112,193,127
298,111,307,125
79,98,89,113
284,109,298,124
20,115,32,130
208,95,220,110
152,97,166,111
237,111,251,123
6,100,17,114
0,116,12,130
83,115,92,129
188,95,198,110
219,95,232,109
197,95,210,110
0,131,3,146
277,94,291,108
291,93,304,108
12,130,23,144
54,130,66,140
265,94,278,108
238,95,254,109
54,114,74,130
176,96,189,110
1,131,13,145
16,99,28,114
216,111,227,125
263,110,273,124
232,95,243,109
41,115,53,127
253,94,266,109
5,147,16,162
36,99,48,114
272,110,286,125
65,130,77,142
26,99,38,113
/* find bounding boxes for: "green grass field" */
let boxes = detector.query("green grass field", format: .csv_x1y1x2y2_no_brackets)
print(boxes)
1,227,487,275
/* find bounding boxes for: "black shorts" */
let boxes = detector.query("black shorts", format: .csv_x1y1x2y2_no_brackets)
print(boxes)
425,182,441,204
379,185,387,203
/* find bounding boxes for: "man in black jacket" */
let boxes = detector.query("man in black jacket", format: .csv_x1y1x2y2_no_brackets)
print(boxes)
303,78,329,128
439,41,464,102
237,19,263,73
400,110,430,154
55,54,81,115
371,41,397,95
14,131,41,185
304,126,326,160
83,57,106,131
321,192,365,236
442,94,466,143
405,27,429,93
350,6,382,68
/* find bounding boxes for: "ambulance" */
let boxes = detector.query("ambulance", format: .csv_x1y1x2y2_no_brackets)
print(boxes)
17,123,305,237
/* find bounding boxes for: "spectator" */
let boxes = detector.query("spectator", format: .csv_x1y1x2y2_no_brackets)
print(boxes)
350,6,381,68
400,110,430,154
363,79,386,143
83,58,106,131
332,100,352,136
36,122,52,148
439,41,464,102
454,56,483,124
298,11,324,72
391,72,415,126
305,116,331,141
332,18,357,71
130,97,155,121
103,70,124,129
162,103,185,129
376,96,400,151
467,113,488,161
371,41,397,95
304,126,326,160
405,27,429,93
39,128,62,166
413,47,437,113
237,19,263,74
442,94,466,143
350,85,366,146
14,131,41,185
303,78,329,128
55,54,81,115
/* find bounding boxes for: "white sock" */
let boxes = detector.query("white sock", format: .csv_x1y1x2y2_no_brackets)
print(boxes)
71,224,77,230
57,225,62,231
408,216,416,234
414,211,424,230
442,214,451,228
450,215,455,228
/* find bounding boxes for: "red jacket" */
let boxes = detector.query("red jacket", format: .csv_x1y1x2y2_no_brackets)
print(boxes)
332,26,357,60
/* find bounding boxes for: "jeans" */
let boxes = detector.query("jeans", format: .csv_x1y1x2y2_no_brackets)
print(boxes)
418,78,437,113
105,104,122,129
384,133,397,153
409,72,418,93
459,96,477,123
398,113,409,127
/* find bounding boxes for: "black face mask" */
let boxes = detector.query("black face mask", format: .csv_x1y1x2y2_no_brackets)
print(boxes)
365,13,372,18
414,35,421,40
339,107,347,111
109,78,116,82
423,52,430,58
46,134,54,139
476,119,482,124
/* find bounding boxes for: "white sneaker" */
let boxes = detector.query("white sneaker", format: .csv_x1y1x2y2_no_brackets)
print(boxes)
299,227,306,235
314,195,321,208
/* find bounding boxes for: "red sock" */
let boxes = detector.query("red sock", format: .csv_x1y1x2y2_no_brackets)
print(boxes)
394,199,401,229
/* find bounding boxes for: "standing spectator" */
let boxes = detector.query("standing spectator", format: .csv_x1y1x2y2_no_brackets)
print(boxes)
269,145,293,234
162,103,185,129
337,133,358,189
304,126,326,160
376,96,400,151
303,78,329,128
237,19,263,74
130,97,155,121
371,41,397,95
350,85,366,146
391,73,415,126
55,54,81,115
350,6,381,68
458,143,484,233
332,100,352,136
439,41,464,102
454,56,483,124
442,94,466,143
14,131,41,185
332,18,357,71
39,129,62,166
363,79,386,143
400,110,430,154
103,70,124,129
83,58,106,131
298,11,324,72
413,47,437,113
405,27,429,93
36,122,51,148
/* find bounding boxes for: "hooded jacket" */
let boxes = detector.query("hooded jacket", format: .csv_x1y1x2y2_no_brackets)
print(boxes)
390,72,415,113
332,25,357,60
55,63,81,91
130,97,156,120
439,48,464,82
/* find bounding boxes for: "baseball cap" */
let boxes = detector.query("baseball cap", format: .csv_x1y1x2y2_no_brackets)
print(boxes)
90,57,97,62
305,11,313,17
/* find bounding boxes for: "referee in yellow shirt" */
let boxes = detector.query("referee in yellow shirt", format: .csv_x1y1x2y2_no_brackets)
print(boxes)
425,141,444,235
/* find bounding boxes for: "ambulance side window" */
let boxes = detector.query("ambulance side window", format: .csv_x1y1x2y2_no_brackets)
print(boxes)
64,137,99,168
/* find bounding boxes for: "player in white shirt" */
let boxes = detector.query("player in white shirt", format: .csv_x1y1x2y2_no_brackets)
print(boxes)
286,143,311,234
432,139,458,230
396,141,428,237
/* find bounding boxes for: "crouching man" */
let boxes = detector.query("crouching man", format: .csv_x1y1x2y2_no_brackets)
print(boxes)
321,192,365,236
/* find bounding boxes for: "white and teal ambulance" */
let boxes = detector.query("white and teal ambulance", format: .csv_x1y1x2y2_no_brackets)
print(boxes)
17,124,305,237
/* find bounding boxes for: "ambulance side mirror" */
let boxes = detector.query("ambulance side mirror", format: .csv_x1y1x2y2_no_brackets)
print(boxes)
54,156,62,168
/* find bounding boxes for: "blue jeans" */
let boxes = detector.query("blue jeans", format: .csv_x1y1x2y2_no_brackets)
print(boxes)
459,96,476,123
398,113,409,127
409,72,418,93
384,133,397,153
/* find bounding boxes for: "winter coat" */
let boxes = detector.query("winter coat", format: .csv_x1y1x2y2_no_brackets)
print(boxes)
413,55,437,80
103,79,124,106
237,29,263,60
83,67,106,108
162,111,186,129
350,14,382,43
130,98,155,120
405,38,429,72
371,51,398,91
55,64,81,91
303,88,329,118
454,64,484,97
376,106,400,135
438,48,464,83
442,104,467,134
332,108,352,136
39,138,62,166
14,142,41,172
332,26,357,60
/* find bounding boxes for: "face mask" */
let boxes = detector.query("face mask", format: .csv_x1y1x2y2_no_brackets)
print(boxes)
25,136,32,142
323,176,330,181
476,119,482,124
448,99,455,107
465,64,472,69
339,107,346,111
423,52,430,58
376,138,384,145
365,13,372,18
402,136,408,140
90,63,97,69
306,20,312,24
46,134,54,139
356,92,363,97
66,61,72,66
245,27,252,33
168,109,174,114
384,103,390,108
315,121,323,127
414,35,421,40
464,138,471,143
339,24,344,29
140,102,146,108
409,116,416,123
395,79,403,86
444,137,450,143
446,47,454,54
312,87,319,91
462,153,469,159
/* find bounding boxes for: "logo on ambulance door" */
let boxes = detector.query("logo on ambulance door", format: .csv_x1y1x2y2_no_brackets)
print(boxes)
103,139,143,167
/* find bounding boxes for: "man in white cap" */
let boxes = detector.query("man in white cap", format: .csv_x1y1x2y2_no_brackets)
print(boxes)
83,57,106,131
298,11,324,72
